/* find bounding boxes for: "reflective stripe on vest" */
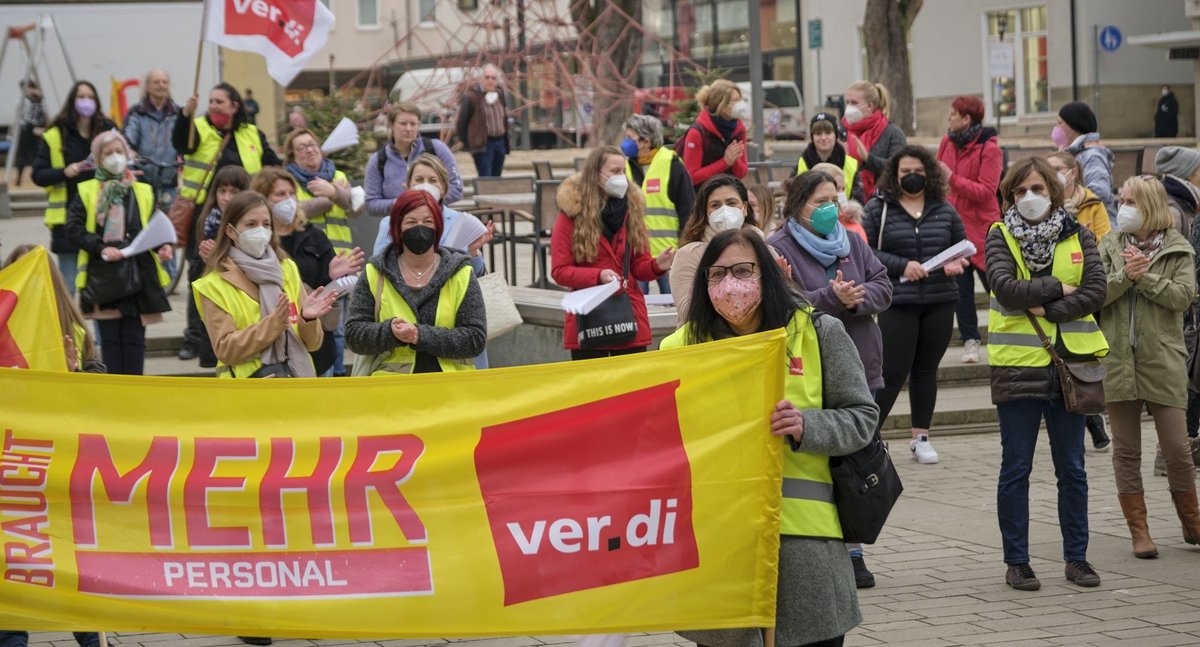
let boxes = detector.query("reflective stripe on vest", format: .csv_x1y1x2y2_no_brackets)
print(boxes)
797,156,857,200
42,127,68,226
179,119,265,204
626,148,679,256
986,223,1109,367
74,180,169,291
295,169,353,254
191,258,309,378
367,263,475,375
659,309,843,539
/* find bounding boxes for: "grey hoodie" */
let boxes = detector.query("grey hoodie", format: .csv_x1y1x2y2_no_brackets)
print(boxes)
345,246,487,366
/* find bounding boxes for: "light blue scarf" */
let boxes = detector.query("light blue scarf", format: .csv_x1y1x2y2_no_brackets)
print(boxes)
786,218,851,268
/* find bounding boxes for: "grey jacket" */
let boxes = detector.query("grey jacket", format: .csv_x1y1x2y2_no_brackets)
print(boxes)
123,99,180,189
861,123,908,178
678,313,876,647
1069,135,1116,224
344,246,486,365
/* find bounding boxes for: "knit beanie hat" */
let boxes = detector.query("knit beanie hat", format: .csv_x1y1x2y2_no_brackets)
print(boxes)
810,112,841,135
1058,101,1097,135
1156,146,1200,179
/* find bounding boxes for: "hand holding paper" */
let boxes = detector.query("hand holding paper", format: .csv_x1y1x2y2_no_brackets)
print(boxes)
562,281,620,315
899,240,977,283
120,210,178,258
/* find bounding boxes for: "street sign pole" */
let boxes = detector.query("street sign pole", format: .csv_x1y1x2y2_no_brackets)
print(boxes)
809,19,822,115
748,0,765,163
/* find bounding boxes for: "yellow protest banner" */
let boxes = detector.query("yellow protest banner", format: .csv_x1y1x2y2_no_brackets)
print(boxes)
0,246,68,372
0,331,784,638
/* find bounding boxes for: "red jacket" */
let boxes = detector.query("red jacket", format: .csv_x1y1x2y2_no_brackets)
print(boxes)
550,175,663,350
682,110,748,187
937,128,1003,271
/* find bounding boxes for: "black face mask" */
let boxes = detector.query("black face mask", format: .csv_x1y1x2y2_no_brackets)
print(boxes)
900,173,927,195
401,225,437,254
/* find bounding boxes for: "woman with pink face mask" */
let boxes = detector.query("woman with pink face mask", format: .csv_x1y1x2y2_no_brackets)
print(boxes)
662,228,877,647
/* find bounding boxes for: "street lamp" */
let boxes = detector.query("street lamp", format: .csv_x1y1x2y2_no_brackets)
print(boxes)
995,14,1009,134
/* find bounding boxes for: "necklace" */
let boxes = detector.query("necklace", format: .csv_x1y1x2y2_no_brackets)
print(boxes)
401,255,438,283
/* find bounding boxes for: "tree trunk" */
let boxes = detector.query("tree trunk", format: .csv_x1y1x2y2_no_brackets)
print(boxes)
570,0,644,145
862,0,922,135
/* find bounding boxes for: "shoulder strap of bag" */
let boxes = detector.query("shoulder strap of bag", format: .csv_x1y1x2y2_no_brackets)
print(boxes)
200,132,234,197
1025,311,1066,368
621,235,632,284
877,203,888,249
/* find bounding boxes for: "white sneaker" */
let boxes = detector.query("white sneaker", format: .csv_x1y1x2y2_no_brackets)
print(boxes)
961,339,981,364
910,434,939,464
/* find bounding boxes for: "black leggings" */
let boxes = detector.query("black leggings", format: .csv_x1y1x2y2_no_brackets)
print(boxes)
97,315,146,375
570,347,646,361
875,301,956,431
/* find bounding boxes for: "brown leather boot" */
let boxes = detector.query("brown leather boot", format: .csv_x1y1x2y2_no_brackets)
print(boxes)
1117,493,1159,558
1170,489,1200,545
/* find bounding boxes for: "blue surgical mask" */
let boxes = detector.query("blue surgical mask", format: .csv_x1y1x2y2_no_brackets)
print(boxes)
620,137,640,159
809,202,839,236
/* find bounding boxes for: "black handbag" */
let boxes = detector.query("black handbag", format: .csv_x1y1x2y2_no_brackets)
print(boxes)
83,256,140,306
829,433,904,544
575,242,638,349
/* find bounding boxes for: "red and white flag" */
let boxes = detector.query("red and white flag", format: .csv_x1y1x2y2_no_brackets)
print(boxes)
203,0,335,86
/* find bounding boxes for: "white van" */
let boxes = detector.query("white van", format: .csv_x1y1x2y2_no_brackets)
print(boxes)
389,67,503,136
735,81,807,140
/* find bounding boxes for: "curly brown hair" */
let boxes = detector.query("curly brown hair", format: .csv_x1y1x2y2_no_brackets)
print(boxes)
877,145,946,203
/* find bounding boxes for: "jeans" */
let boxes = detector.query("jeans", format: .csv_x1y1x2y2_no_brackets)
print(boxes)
56,253,78,296
638,274,671,295
1108,400,1194,493
472,136,508,177
996,397,1089,564
97,315,147,375
955,265,989,342
0,631,99,647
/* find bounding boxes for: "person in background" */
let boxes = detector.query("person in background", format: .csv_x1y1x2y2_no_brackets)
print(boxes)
456,64,509,177
243,88,260,125
812,161,867,242
679,79,749,188
767,170,893,591
365,103,465,217
12,79,46,186
64,130,171,375
1155,85,1179,139
179,165,250,365
346,190,487,375
283,128,357,251
862,145,967,465
123,68,180,209
1100,175,1200,558
1154,146,1200,238
1054,101,1115,225
670,175,759,323
192,190,333,379
550,145,674,359
842,81,907,198
796,111,864,203
32,80,116,292
622,113,695,295
745,183,779,237
987,157,1108,592
666,228,877,647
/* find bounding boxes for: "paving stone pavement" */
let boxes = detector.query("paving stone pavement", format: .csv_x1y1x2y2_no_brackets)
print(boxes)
20,426,1200,647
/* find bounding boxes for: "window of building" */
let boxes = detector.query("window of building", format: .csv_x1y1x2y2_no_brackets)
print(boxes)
984,6,1048,120
419,0,436,24
357,0,379,29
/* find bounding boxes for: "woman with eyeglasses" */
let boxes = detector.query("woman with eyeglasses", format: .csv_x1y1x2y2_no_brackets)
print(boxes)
861,145,966,465
665,228,877,647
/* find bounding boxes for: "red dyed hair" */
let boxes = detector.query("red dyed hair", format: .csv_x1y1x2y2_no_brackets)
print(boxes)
951,95,985,125
388,190,444,252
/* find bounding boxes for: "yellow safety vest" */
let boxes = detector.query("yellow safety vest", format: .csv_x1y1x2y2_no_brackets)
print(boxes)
987,222,1109,367
41,127,68,226
366,262,476,375
626,147,679,256
660,309,843,539
797,156,858,200
295,169,353,254
74,180,170,292
180,118,265,204
191,258,311,378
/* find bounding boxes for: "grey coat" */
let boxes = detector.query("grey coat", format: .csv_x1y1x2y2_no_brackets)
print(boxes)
344,246,486,365
861,123,908,178
678,314,877,647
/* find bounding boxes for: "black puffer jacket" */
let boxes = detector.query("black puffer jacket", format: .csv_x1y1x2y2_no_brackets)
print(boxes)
861,193,965,305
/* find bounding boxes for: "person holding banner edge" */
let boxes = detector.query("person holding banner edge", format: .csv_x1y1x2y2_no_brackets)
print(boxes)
662,228,877,647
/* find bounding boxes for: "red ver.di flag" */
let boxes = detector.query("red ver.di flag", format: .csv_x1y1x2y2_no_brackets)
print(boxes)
204,0,335,86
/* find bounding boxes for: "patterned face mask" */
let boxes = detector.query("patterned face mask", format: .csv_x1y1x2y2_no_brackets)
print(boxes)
707,274,762,328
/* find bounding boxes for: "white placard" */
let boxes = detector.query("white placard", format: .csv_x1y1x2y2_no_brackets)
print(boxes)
119,210,177,257
899,240,977,283
988,41,1015,78
561,280,620,315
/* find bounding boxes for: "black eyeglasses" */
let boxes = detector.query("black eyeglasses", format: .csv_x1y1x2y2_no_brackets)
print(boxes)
706,262,759,283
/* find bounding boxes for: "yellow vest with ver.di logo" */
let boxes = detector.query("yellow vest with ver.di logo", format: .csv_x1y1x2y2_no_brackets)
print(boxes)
987,222,1109,367
180,118,264,205
295,169,354,254
626,147,679,256
365,263,476,376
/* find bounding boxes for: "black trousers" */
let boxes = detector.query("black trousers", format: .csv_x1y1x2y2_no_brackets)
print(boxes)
183,253,217,367
97,315,146,375
955,265,989,342
875,301,956,431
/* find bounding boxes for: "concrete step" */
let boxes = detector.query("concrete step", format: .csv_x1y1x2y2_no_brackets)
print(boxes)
881,384,998,437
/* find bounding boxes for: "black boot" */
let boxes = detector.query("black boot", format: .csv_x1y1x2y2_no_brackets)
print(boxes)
1086,415,1110,451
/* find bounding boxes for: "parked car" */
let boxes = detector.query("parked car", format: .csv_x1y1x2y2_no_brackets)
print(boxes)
736,80,807,139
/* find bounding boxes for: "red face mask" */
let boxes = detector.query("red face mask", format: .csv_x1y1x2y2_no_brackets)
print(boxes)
209,111,232,129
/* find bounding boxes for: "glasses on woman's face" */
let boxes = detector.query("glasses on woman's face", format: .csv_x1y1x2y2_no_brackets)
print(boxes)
706,262,759,283
294,142,319,153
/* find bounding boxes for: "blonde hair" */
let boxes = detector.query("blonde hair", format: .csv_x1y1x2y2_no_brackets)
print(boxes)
811,162,846,191
848,80,891,118
1123,176,1173,232
1046,151,1084,188
250,166,309,230
571,145,648,263
282,127,319,163
406,153,450,201
205,191,287,273
696,80,741,115
3,244,97,367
